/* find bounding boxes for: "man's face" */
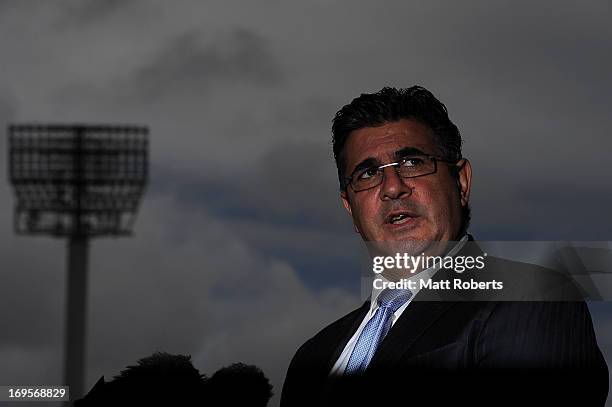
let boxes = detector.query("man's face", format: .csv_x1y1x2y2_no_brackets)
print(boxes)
340,119,472,254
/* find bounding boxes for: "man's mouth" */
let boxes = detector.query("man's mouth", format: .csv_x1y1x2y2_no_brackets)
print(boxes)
385,211,419,225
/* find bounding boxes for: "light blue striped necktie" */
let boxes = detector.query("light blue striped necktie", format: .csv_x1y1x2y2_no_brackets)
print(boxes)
344,288,413,375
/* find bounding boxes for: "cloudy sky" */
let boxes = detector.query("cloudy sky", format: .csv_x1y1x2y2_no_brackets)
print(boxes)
0,0,611,405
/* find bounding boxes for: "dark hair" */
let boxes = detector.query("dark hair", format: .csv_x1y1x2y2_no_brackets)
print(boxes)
332,86,463,188
75,354,274,407
332,86,470,233
75,352,207,406
207,362,273,407
110,352,205,384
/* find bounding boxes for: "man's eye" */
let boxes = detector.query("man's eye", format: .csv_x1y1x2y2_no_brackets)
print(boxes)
358,168,379,179
402,157,425,167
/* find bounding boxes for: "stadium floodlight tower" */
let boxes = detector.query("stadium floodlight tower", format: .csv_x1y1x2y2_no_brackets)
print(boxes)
8,124,149,399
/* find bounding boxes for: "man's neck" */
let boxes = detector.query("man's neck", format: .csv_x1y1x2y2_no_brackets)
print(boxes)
380,234,469,282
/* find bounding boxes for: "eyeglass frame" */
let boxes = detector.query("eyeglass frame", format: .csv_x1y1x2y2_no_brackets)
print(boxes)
344,154,463,192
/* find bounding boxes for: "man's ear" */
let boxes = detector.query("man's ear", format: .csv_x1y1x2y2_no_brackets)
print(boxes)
340,190,352,216
456,158,472,207
340,190,360,233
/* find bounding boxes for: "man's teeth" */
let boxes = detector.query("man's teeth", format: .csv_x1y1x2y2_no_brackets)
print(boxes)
390,214,410,224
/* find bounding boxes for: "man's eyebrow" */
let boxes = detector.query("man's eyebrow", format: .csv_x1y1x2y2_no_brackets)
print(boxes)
394,147,428,159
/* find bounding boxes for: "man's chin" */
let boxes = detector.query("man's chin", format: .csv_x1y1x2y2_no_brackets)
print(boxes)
367,239,427,257
366,234,450,257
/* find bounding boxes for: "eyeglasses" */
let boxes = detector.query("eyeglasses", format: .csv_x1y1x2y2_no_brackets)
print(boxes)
345,155,460,192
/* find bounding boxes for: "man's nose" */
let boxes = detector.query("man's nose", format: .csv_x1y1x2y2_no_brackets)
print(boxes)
379,166,412,200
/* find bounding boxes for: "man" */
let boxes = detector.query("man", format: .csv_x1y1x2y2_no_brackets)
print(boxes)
281,86,608,406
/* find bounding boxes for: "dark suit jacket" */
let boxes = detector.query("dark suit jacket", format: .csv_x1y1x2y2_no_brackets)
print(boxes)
281,239,609,406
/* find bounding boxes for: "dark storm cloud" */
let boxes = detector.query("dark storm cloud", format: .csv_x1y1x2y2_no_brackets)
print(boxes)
0,0,24,14
57,0,138,25
470,176,612,240
127,28,284,99
0,89,18,127
153,139,345,232
0,240,64,348
0,0,134,21
274,96,339,128
422,1,612,90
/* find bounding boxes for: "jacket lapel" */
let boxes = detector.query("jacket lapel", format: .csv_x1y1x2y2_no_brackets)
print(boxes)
322,300,371,373
367,299,458,368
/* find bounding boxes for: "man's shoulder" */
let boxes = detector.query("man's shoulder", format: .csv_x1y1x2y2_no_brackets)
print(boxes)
457,238,583,300
485,255,584,300
282,302,371,406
